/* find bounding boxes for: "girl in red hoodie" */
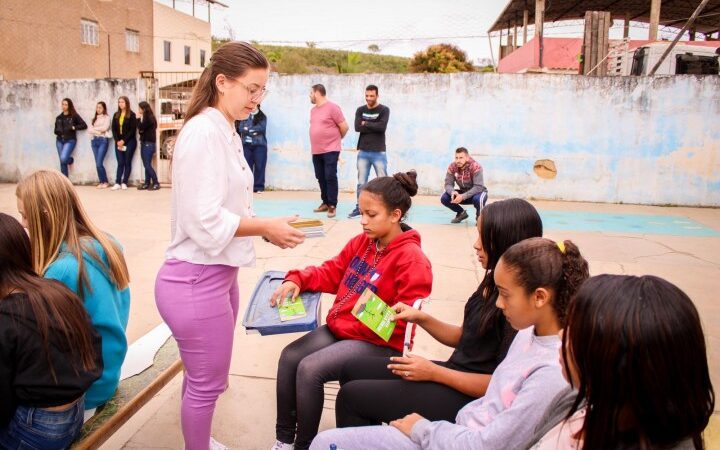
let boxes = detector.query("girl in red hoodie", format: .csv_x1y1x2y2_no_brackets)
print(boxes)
269,170,433,450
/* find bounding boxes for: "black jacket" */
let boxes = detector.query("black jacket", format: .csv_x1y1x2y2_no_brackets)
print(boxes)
0,292,103,427
111,110,138,143
137,115,157,143
54,112,87,141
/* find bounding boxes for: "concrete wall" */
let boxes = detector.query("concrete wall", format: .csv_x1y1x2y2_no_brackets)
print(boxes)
0,0,153,80
0,79,147,184
153,2,211,73
259,73,720,206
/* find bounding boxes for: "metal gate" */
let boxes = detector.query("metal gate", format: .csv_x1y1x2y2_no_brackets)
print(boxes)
141,71,203,184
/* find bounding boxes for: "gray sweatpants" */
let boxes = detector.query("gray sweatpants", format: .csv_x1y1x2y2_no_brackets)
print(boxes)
310,425,420,450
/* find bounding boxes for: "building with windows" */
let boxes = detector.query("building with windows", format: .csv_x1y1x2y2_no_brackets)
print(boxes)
0,0,153,80
152,1,214,73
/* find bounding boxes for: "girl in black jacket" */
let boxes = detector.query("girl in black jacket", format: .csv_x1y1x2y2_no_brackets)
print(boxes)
0,213,102,449
137,101,159,190
110,96,138,190
53,98,87,177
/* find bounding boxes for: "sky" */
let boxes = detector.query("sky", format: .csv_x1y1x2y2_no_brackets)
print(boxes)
157,0,694,64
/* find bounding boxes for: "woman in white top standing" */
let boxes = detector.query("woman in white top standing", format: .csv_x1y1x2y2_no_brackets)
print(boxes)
88,101,111,188
155,41,305,450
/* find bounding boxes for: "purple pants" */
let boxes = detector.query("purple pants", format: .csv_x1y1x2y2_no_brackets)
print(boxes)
155,260,240,450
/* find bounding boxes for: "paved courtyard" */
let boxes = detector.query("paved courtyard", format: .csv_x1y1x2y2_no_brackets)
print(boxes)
0,185,718,449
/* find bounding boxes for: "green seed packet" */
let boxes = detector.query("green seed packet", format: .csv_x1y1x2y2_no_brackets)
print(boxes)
279,296,307,322
351,288,396,342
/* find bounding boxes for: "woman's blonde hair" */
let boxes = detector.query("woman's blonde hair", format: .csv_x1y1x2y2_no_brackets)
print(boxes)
183,41,269,123
16,170,130,297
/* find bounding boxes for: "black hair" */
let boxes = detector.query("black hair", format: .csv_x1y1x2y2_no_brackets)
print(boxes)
361,170,418,220
252,105,266,126
500,237,590,326
476,198,543,334
366,84,378,94
138,101,156,123
62,98,78,117
455,147,469,155
312,84,326,96
92,101,107,126
564,275,714,450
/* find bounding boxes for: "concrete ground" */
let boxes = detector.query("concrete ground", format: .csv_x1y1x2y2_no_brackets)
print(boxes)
0,185,718,449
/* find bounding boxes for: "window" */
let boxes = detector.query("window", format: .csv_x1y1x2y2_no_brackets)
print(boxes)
164,41,171,62
200,49,206,67
126,29,140,53
81,19,99,46
184,46,191,65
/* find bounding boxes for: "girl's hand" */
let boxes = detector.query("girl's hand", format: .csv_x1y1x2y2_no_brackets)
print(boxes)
392,302,426,323
387,354,438,382
270,281,300,307
117,140,124,147
263,216,305,249
390,413,424,437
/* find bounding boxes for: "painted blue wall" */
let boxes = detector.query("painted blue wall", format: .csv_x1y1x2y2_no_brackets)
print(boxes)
259,73,719,206
1,74,718,206
0,79,146,184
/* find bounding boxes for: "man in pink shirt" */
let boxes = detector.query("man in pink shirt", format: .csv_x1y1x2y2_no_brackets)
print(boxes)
309,84,348,218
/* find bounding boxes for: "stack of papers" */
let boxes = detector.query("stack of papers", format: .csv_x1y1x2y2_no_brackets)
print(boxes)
290,219,325,238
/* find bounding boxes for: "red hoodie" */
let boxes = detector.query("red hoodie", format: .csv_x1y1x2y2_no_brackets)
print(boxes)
285,226,432,352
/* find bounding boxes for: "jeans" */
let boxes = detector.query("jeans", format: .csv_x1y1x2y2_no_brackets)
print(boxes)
336,357,474,427
356,150,388,202
440,191,488,218
115,139,137,185
155,260,240,450
91,137,109,183
140,142,159,185
0,398,84,450
311,151,340,207
55,139,77,177
276,325,398,450
243,144,267,192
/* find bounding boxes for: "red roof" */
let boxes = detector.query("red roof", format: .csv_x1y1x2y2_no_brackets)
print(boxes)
498,37,720,73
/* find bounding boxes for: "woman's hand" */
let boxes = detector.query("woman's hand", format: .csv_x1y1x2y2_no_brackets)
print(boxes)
390,413,425,437
263,216,305,249
387,354,438,382
270,281,300,307
117,140,124,148
392,302,426,324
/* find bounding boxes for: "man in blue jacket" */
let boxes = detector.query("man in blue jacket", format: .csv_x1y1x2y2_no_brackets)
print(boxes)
236,105,268,193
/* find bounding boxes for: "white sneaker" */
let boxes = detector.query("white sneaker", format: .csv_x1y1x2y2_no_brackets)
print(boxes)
270,440,294,450
111,184,121,191
121,183,128,190
210,437,229,450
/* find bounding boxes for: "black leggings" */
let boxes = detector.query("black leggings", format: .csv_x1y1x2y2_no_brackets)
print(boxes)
275,326,398,450
335,356,476,427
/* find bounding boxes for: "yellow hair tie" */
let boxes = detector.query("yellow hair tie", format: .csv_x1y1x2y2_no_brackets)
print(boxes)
557,241,566,254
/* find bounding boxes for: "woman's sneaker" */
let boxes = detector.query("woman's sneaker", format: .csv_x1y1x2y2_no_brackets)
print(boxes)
121,183,128,190
210,437,228,450
111,184,121,191
270,440,294,450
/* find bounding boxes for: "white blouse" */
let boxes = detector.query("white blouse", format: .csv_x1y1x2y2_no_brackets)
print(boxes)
166,107,256,267
88,114,111,137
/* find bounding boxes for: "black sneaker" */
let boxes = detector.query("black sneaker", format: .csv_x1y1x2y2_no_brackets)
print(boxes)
348,206,361,219
137,184,149,190
451,210,469,224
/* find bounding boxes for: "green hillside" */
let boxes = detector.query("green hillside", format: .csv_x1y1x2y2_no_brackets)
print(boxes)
212,39,410,74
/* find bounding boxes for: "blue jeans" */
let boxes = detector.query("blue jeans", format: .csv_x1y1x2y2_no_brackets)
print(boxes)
91,136,109,183
115,139,137,185
140,142,159,185
243,144,268,192
312,151,340,207
356,150,388,202
55,139,77,177
0,398,84,450
440,191,488,218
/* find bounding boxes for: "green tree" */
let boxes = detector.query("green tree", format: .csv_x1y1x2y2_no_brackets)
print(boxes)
336,52,362,73
409,43,474,73
368,44,380,53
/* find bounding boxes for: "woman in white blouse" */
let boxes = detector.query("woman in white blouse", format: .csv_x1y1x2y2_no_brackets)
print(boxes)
88,101,111,188
155,41,305,450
